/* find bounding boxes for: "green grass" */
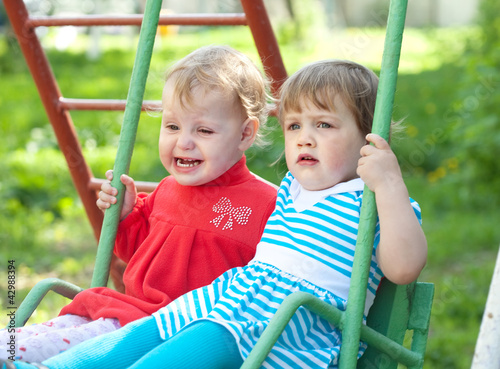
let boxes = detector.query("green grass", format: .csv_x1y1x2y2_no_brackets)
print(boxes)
0,26,498,368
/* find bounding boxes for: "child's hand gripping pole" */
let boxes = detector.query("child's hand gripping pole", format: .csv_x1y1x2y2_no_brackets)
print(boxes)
90,0,162,288
338,0,408,367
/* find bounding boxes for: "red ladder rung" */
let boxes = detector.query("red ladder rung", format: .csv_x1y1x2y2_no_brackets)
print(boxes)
88,178,158,193
58,98,161,112
58,98,278,116
26,14,247,28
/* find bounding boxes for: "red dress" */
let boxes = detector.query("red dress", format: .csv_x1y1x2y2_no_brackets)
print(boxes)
60,157,277,326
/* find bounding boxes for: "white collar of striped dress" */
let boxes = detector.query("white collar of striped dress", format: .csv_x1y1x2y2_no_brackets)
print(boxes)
290,177,365,212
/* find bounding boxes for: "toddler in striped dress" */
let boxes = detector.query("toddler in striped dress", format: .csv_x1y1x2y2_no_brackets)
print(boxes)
5,60,427,369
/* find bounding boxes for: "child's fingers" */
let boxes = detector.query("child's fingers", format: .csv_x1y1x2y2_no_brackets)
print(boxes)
120,174,134,185
101,180,118,196
105,169,114,181
98,191,116,206
96,190,116,211
120,174,136,192
96,198,109,210
360,144,376,157
366,133,390,150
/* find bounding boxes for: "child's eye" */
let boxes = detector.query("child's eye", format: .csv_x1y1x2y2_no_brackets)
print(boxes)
318,122,332,128
288,123,300,131
198,128,214,135
164,123,180,131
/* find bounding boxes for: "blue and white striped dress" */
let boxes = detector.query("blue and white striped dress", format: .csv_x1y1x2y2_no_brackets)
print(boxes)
153,172,422,368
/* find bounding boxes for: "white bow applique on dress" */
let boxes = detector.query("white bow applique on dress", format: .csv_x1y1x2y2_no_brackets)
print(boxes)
210,197,252,231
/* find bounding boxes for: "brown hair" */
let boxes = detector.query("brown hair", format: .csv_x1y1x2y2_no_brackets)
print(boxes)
278,59,379,137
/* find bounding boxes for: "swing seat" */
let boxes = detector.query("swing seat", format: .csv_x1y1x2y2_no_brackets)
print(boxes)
241,279,434,369
358,280,434,369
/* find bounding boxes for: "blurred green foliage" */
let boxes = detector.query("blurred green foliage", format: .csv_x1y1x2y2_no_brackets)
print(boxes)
0,6,499,367
438,0,500,209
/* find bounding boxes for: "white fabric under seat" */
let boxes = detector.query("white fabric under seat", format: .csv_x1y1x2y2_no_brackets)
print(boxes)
0,314,121,362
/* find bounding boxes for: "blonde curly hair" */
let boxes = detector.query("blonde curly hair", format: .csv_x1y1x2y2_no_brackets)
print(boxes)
165,45,271,143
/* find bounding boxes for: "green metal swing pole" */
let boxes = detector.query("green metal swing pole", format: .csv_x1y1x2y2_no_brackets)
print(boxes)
339,0,408,368
90,0,162,288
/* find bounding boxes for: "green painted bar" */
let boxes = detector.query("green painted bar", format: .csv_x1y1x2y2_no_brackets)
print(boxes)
338,0,408,367
240,289,424,369
90,0,162,288
14,278,83,327
241,292,344,369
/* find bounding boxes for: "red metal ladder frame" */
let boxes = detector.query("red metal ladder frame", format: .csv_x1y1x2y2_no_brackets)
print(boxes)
4,0,287,243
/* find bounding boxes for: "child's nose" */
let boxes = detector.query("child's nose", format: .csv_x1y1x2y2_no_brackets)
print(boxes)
297,128,316,147
177,132,195,150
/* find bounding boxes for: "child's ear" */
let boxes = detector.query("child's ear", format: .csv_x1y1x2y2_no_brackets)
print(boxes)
238,118,259,151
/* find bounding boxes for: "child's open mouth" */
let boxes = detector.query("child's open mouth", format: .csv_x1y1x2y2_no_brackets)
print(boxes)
298,154,318,164
176,158,202,168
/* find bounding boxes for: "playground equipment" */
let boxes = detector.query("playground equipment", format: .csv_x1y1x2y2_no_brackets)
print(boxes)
5,0,434,367
471,246,500,368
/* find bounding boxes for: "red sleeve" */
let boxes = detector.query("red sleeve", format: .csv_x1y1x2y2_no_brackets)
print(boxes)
114,191,153,263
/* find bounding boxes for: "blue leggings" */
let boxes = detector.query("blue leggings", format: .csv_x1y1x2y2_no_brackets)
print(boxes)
39,316,243,369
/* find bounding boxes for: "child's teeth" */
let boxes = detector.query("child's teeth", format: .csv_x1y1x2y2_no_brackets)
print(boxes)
177,159,200,167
